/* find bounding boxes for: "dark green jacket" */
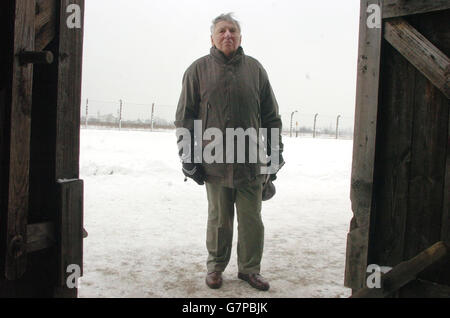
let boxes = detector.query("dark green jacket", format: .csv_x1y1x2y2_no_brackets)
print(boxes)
175,46,283,188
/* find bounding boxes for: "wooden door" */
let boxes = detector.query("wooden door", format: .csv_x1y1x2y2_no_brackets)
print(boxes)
346,0,450,296
0,0,85,297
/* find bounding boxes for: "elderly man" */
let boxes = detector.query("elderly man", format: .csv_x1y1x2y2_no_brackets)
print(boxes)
175,13,283,291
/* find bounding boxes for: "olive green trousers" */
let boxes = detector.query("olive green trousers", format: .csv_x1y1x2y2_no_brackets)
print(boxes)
205,181,264,274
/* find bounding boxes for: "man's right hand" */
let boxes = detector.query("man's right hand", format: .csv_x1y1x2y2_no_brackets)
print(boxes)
182,163,205,185
266,153,285,181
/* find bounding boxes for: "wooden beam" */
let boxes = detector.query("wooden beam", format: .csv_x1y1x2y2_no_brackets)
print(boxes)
26,222,55,253
345,0,383,291
384,18,450,99
4,0,36,281
0,0,14,280
26,222,86,254
52,0,85,297
383,0,450,19
351,241,449,298
19,51,54,65
55,0,84,180
442,112,450,245
35,0,55,32
35,0,57,51
56,179,84,289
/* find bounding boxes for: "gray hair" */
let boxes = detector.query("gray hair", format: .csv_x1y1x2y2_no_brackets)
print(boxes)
210,13,241,35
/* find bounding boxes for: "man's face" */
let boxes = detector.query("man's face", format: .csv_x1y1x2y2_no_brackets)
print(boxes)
211,20,242,58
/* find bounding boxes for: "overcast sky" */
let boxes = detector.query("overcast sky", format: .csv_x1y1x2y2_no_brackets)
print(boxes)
81,0,361,130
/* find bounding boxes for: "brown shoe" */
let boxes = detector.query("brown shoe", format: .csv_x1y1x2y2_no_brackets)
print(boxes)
238,273,270,291
205,272,223,289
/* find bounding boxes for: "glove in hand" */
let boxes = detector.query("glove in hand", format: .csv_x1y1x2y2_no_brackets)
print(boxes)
182,163,205,185
267,154,285,182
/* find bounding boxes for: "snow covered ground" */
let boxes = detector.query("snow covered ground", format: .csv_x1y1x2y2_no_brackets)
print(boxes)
77,128,353,298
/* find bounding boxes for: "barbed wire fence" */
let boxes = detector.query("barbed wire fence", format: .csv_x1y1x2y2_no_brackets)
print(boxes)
280,112,354,140
81,98,176,131
80,98,354,139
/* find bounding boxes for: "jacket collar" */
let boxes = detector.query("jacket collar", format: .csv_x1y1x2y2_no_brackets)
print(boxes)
210,46,244,65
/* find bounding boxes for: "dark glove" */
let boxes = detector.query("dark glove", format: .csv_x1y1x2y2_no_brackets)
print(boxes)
182,163,205,185
267,153,285,182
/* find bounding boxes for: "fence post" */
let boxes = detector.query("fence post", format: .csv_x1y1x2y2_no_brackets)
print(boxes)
290,110,298,137
119,99,123,130
336,115,341,139
313,113,319,138
85,98,88,129
151,103,155,131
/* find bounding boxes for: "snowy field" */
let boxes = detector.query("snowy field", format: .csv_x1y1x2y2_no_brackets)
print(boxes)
78,128,354,298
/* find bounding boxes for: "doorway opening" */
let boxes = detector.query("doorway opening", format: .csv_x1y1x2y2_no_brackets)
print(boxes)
78,0,360,298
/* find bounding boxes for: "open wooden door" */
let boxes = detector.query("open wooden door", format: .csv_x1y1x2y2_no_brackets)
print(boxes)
0,0,85,297
346,0,450,297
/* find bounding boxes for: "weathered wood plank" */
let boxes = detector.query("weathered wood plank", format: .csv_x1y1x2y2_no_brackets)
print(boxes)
19,51,53,65
442,113,450,245
345,0,383,291
35,0,57,51
351,241,449,298
35,24,56,52
383,0,450,19
35,0,55,31
1,0,85,296
441,9,450,242
0,0,14,277
53,1,84,298
5,0,36,281
26,222,55,253
384,18,450,99
369,40,416,267
55,0,84,180
1,1,58,297
404,63,449,263
56,179,84,289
